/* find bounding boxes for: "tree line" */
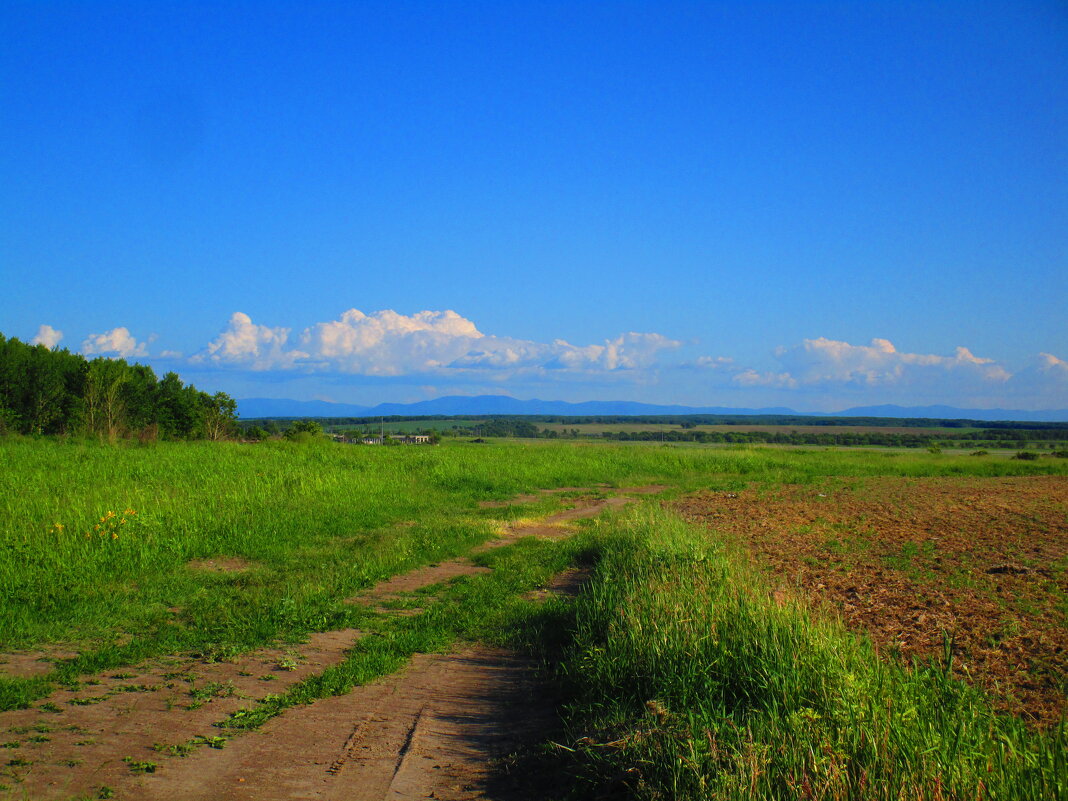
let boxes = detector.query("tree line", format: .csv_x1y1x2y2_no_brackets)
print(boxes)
0,333,237,440
603,429,1066,448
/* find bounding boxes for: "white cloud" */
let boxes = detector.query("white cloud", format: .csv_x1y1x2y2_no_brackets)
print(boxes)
772,337,1011,387
1036,352,1068,377
81,327,149,358
31,325,63,349
192,309,680,378
191,312,305,370
695,355,734,370
732,369,798,388
300,309,483,375
1003,352,1068,407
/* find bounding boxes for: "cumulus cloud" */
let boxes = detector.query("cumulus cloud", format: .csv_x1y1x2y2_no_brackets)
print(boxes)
695,355,734,370
191,312,305,370
301,309,483,375
81,327,149,358
31,325,63,349
1035,352,1068,377
191,309,680,378
771,337,1011,387
732,368,798,388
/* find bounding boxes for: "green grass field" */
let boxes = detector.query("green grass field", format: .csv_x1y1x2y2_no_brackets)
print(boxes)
1,437,1065,798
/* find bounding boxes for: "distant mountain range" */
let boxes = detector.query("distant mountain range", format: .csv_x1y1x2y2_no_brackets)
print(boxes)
236,395,1068,423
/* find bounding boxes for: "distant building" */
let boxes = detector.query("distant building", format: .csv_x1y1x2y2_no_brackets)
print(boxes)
359,434,430,445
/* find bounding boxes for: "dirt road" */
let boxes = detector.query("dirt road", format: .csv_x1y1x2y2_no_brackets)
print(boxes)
0,487,660,800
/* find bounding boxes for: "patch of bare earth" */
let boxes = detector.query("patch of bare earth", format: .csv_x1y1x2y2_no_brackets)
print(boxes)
0,630,361,800
0,649,79,679
186,556,256,573
673,475,1068,725
128,647,560,801
2,486,660,800
349,487,661,608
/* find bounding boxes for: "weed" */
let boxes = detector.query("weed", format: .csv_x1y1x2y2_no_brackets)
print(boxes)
189,680,235,700
191,734,227,748
68,695,108,706
121,756,158,773
153,741,195,758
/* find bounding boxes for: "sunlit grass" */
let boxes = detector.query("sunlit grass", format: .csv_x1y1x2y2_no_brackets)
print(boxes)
555,506,1067,800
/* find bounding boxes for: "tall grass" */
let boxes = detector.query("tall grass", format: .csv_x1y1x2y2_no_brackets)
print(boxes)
557,507,1066,800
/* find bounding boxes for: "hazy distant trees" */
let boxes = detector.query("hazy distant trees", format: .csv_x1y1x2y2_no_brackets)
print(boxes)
0,332,237,441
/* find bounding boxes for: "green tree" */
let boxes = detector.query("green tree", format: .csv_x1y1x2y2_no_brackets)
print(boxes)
285,419,323,440
84,358,129,442
202,391,238,441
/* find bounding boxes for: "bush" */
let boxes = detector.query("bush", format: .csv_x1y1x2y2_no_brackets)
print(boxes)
284,420,323,440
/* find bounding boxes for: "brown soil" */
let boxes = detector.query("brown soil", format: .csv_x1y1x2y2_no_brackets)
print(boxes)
0,629,361,799
186,556,256,573
126,648,559,801
0,650,79,679
348,487,661,609
1,486,655,800
673,476,1068,725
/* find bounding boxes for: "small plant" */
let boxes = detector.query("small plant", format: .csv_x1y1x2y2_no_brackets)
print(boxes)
189,680,235,701
69,695,108,706
276,655,299,672
6,757,32,767
154,741,195,758
26,734,49,743
97,787,114,799
192,734,227,749
122,756,158,774
83,508,138,541
38,702,62,714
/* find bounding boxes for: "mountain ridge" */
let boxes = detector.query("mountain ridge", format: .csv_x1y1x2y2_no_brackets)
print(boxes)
236,395,1068,423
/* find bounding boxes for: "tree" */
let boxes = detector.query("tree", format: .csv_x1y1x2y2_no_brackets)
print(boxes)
84,358,129,442
285,419,323,440
202,391,238,441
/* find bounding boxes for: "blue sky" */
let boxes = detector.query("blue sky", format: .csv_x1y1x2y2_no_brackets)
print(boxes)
2,1,1066,411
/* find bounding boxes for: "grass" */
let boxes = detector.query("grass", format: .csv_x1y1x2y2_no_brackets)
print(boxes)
551,506,1067,800
1,436,1066,797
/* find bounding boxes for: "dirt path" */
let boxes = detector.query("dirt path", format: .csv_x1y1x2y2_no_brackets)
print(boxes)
131,647,554,801
1,486,660,800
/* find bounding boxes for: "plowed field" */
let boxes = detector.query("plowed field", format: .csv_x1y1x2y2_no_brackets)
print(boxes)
674,476,1068,725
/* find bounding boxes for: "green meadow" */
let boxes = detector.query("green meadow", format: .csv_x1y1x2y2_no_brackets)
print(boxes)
1,437,1065,798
